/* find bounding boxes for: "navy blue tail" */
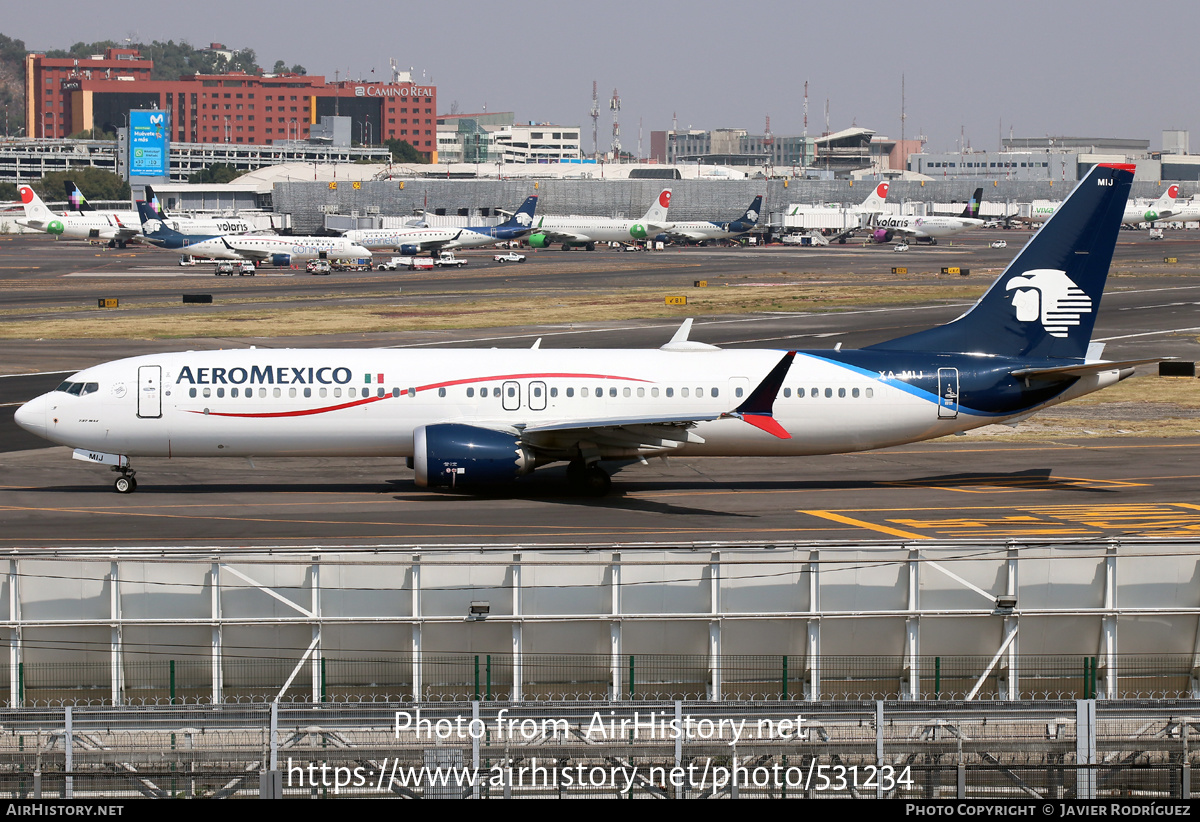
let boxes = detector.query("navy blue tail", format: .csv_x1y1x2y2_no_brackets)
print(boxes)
868,164,1133,360
137,201,189,248
739,195,763,226
499,196,538,229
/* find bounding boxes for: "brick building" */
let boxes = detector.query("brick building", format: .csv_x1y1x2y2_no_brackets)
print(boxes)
25,49,437,159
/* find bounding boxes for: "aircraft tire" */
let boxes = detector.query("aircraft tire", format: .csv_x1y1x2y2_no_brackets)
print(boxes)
114,476,136,494
568,462,610,496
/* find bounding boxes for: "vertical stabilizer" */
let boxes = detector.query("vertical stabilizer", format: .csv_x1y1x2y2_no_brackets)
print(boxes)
867,164,1134,360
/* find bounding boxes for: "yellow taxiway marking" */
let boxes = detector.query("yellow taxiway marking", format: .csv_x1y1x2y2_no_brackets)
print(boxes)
800,510,930,540
803,502,1200,539
880,475,1147,494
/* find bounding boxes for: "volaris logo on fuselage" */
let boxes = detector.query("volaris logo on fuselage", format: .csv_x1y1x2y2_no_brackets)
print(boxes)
1004,269,1092,338
629,224,647,239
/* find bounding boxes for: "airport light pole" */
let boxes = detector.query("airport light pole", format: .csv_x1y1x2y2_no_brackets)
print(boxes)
224,116,231,143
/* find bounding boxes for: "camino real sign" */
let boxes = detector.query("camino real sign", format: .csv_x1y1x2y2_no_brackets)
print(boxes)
129,110,169,177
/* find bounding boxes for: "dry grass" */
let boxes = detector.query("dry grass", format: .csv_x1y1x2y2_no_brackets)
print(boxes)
0,283,987,340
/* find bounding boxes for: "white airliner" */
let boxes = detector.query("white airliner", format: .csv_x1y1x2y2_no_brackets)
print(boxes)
15,186,142,246
143,185,258,237
656,195,763,244
138,202,372,266
782,182,890,241
526,190,672,250
344,196,539,254
16,164,1160,495
868,214,984,245
1031,184,1182,226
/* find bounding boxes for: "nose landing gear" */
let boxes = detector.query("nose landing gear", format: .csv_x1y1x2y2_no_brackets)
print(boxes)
112,465,137,493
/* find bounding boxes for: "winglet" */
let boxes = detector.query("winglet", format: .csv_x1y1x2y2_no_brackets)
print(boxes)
722,351,796,439
667,318,693,345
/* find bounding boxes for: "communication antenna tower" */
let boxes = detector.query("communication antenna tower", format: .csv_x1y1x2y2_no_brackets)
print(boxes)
610,88,621,158
590,81,599,158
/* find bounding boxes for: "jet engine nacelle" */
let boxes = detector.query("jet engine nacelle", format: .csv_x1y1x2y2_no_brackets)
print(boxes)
412,423,534,488
399,243,420,256
872,229,894,244
270,253,292,267
527,234,552,249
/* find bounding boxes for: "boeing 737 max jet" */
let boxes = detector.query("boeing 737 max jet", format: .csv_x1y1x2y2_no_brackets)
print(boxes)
16,164,1161,495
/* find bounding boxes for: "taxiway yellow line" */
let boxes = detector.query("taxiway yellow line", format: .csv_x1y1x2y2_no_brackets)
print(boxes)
800,510,930,540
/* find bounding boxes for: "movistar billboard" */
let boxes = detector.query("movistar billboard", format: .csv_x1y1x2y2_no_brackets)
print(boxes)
129,110,169,177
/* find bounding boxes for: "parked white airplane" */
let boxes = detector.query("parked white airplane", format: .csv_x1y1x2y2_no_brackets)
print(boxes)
16,164,1159,495
1031,184,1182,226
143,185,258,237
656,195,762,244
15,185,141,246
137,202,372,266
526,190,672,250
343,196,539,254
782,182,890,242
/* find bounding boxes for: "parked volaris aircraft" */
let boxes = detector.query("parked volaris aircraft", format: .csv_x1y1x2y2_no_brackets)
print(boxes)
655,195,763,244
526,189,672,250
16,164,1159,495
342,196,539,254
869,187,984,244
15,185,142,246
142,185,258,236
136,202,371,265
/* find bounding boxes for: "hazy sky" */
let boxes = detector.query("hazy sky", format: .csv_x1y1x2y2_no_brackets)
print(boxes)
8,0,1197,154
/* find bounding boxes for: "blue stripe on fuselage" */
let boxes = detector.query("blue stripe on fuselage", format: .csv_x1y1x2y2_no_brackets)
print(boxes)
796,351,1075,417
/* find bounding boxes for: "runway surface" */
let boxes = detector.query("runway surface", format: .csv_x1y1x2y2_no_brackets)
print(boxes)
1,231,1198,549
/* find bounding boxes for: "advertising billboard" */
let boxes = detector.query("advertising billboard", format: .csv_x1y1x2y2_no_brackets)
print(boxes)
129,110,169,177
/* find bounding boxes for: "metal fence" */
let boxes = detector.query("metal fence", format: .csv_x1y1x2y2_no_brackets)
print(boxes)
7,654,1198,707
0,700,1197,799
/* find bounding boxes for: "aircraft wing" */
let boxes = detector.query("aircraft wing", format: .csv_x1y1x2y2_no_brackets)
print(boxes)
480,351,797,457
661,229,709,242
219,237,267,262
534,229,592,244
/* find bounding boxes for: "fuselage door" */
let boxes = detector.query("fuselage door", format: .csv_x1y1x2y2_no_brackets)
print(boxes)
502,380,520,412
937,367,959,419
528,381,547,411
137,365,162,419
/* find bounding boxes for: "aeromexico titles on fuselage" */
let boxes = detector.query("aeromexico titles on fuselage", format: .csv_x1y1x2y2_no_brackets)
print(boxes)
176,363,357,389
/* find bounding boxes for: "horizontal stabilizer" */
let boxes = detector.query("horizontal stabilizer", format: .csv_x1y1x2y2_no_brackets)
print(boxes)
1010,357,1171,381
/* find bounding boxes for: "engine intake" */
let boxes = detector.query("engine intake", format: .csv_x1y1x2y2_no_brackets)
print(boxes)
413,424,534,488
399,243,419,256
527,234,552,249
270,253,291,267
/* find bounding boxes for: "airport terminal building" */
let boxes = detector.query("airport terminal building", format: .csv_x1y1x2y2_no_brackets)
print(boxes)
25,48,437,159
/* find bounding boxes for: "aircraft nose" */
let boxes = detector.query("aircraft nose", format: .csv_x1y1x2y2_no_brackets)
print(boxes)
13,395,47,438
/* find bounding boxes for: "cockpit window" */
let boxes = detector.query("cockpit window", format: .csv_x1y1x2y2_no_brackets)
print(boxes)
55,381,98,396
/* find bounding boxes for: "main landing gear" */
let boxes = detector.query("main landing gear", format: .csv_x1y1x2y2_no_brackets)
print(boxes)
112,465,137,493
566,459,611,496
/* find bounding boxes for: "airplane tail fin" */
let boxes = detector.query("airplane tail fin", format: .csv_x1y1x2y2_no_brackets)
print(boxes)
640,189,672,224
144,184,168,219
64,181,93,212
867,163,1134,360
17,185,57,224
959,187,983,219
498,195,538,229
136,200,181,243
739,195,763,226
858,181,890,212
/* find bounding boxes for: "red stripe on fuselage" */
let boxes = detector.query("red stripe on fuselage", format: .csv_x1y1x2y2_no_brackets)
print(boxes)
182,371,650,419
